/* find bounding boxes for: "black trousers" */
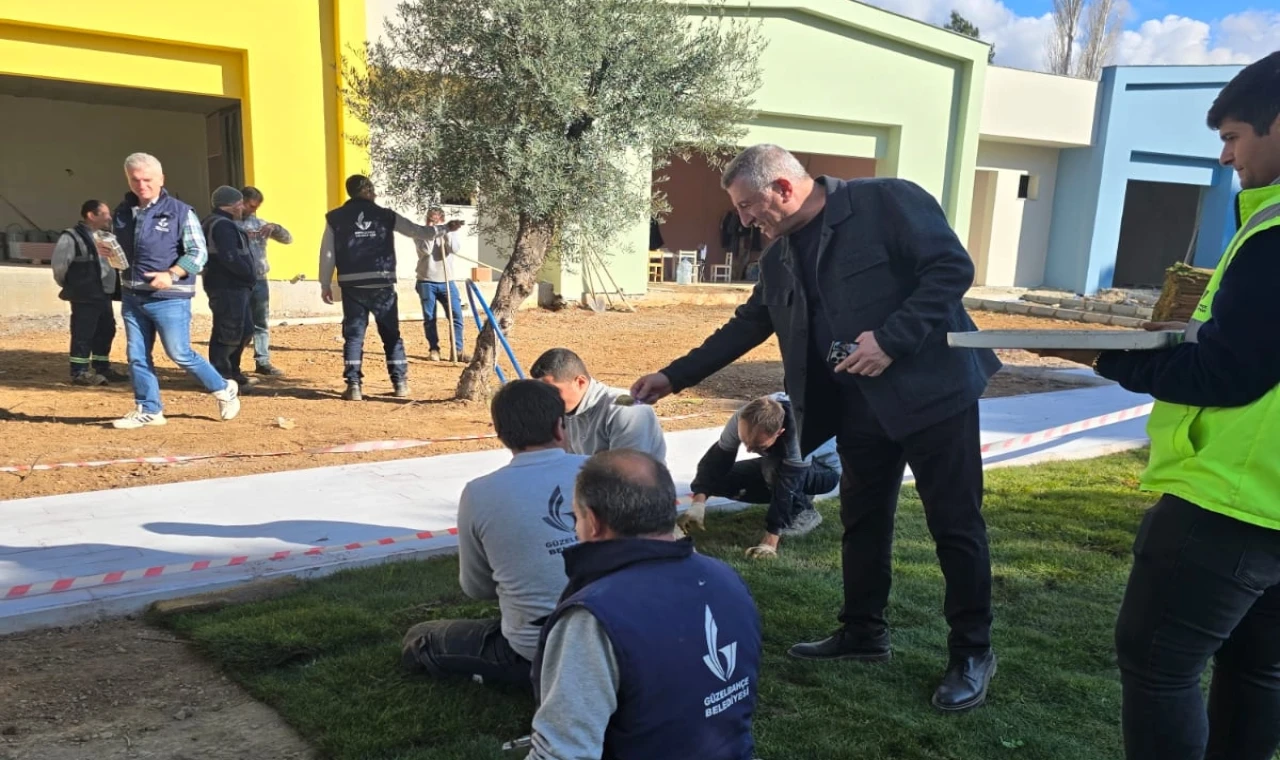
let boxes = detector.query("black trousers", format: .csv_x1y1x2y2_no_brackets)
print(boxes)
68,301,116,375
401,618,532,689
835,390,992,656
207,288,254,380
341,287,407,384
1115,495,1280,760
697,457,841,527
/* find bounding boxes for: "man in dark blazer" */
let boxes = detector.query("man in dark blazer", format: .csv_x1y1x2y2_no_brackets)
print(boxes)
632,144,1002,712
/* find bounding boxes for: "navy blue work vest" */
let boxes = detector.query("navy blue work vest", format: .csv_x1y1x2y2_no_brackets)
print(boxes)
112,190,197,299
325,198,398,286
533,539,760,760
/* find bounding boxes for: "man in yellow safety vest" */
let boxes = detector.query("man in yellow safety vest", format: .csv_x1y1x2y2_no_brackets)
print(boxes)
1039,52,1280,760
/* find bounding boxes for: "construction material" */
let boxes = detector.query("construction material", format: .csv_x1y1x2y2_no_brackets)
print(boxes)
464,279,525,383
1151,263,1213,322
948,329,1182,351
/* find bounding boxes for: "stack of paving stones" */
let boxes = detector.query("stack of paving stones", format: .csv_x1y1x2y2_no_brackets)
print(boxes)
962,293,1153,328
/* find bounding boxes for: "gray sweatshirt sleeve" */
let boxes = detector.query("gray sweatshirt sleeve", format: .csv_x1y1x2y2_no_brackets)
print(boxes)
527,607,619,760
51,232,76,287
394,213,446,242
456,485,498,600
318,224,336,288
606,405,668,461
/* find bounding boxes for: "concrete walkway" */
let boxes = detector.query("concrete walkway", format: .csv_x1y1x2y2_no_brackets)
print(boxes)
0,382,1153,634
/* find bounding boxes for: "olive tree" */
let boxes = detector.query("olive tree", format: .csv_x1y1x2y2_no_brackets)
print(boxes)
346,0,763,399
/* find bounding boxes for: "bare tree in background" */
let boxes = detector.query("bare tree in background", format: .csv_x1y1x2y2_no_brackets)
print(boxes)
1047,0,1122,79
1078,0,1124,80
1047,0,1086,76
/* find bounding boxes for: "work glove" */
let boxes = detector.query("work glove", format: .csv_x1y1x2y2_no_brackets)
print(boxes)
676,499,707,532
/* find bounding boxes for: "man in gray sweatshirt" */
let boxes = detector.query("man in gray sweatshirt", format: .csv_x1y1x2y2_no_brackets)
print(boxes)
401,379,588,688
530,348,667,462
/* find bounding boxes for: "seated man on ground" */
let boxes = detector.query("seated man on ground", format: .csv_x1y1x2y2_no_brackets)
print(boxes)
530,347,667,461
401,379,588,689
526,449,762,760
681,393,840,559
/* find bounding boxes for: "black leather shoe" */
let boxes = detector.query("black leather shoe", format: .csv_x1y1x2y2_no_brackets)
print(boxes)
787,628,891,662
932,649,997,712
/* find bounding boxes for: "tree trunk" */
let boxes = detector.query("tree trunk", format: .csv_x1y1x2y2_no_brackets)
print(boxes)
455,214,555,401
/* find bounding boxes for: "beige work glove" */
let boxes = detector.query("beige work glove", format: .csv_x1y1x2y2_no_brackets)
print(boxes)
676,499,708,532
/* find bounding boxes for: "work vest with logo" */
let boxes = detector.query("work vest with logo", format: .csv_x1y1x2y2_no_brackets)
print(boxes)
112,190,197,299
57,223,116,303
200,213,255,293
532,539,760,760
1141,183,1280,531
325,198,398,287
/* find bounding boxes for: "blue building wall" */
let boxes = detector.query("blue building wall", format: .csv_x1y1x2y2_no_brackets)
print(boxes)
1045,65,1243,294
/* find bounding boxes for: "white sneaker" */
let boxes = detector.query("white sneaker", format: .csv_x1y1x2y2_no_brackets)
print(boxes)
112,407,167,430
213,379,241,421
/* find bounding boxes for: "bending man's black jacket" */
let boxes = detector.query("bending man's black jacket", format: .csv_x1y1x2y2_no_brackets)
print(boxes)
661,176,1000,452
1096,227,1280,409
202,210,256,292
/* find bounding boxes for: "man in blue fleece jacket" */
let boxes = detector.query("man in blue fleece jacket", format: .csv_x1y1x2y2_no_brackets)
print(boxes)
201,186,258,387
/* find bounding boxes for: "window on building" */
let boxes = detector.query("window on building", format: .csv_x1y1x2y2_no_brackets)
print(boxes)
1017,174,1040,201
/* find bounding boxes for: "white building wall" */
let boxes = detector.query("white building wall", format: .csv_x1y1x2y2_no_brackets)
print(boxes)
973,140,1063,288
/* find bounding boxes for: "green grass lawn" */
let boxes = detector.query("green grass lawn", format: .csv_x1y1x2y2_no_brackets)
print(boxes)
158,450,1158,760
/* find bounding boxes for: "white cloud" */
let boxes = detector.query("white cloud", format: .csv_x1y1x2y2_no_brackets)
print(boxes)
860,0,1280,72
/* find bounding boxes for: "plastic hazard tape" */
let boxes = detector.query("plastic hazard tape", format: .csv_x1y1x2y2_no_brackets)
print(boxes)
978,402,1153,458
3,527,461,601
0,412,712,474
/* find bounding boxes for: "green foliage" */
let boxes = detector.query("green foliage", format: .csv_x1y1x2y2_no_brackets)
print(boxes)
345,0,764,261
162,451,1164,759
945,10,996,63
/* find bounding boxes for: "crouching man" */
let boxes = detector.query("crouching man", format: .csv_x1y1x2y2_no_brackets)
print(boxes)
530,348,667,461
402,379,588,688
525,449,761,760
682,393,841,559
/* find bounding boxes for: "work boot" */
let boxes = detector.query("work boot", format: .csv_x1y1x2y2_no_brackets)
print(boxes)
342,383,363,402
451,352,472,364
393,380,411,398
788,628,891,663
96,366,131,383
427,349,441,362
72,372,108,387
932,650,997,713
255,362,285,377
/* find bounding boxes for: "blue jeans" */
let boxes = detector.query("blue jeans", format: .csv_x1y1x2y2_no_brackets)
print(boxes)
250,279,271,365
122,292,227,414
416,281,464,355
341,286,407,384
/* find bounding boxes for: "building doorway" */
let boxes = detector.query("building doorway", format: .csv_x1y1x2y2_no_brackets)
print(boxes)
1112,180,1203,288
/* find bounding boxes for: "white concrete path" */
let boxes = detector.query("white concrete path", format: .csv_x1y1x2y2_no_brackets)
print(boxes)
0,382,1152,634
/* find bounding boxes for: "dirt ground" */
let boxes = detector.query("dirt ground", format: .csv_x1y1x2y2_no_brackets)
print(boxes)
0,304,1112,501
0,619,314,760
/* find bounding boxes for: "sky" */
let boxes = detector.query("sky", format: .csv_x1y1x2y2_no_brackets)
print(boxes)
861,0,1280,72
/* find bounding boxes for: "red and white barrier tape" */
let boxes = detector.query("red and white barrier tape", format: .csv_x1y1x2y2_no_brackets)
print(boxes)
0,412,712,474
3,527,461,601
978,402,1152,458
0,404,1151,601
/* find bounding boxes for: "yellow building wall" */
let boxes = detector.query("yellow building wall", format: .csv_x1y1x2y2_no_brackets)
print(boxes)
0,0,368,282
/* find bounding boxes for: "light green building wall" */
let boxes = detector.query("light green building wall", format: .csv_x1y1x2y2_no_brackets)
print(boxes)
537,0,991,300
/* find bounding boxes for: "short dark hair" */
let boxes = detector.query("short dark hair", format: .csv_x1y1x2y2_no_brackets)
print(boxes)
79,200,105,218
241,186,264,203
575,450,677,537
530,348,590,382
490,379,565,450
739,396,785,436
1207,51,1280,135
345,174,374,199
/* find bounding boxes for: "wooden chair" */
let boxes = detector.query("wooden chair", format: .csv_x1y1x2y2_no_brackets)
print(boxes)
648,252,664,282
711,251,733,283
